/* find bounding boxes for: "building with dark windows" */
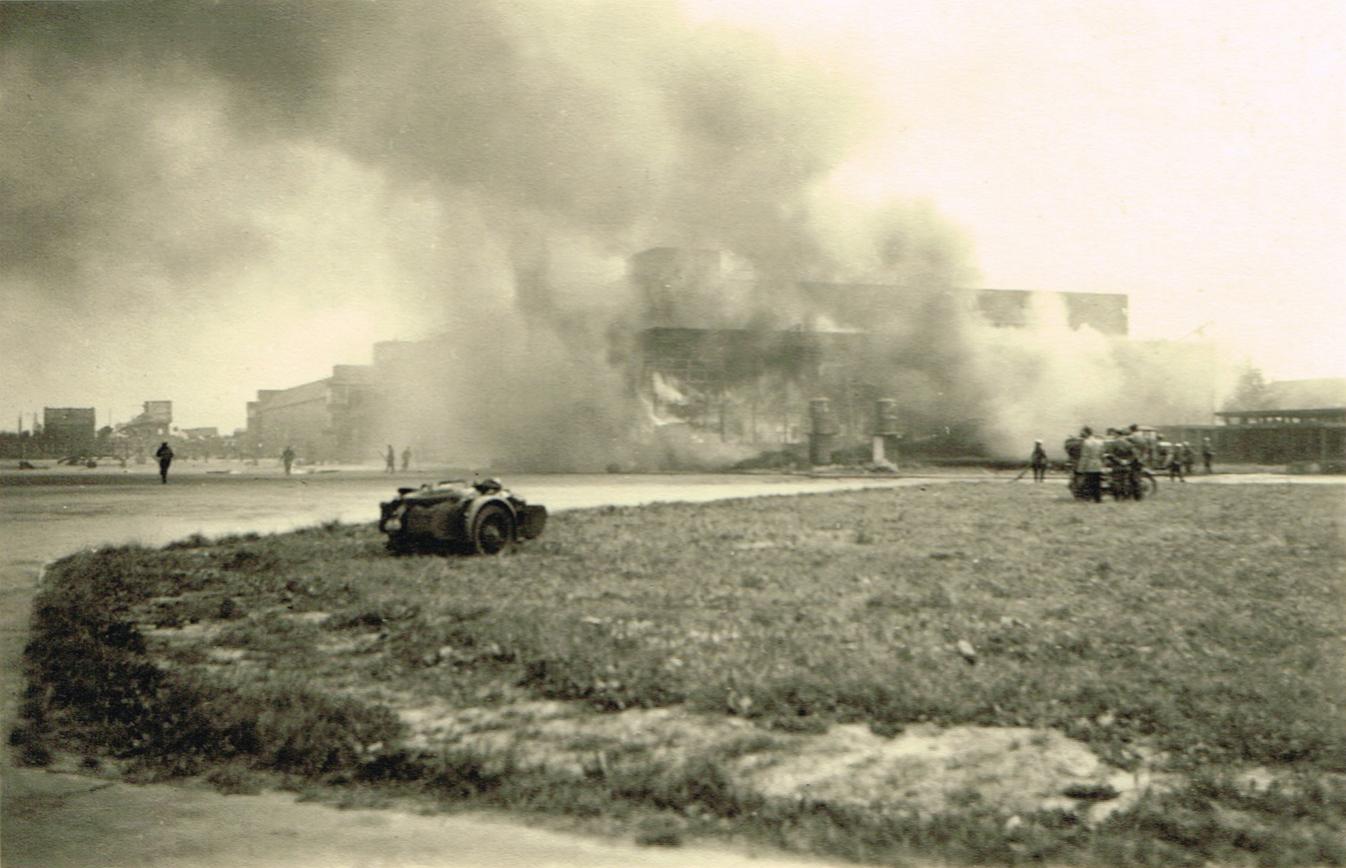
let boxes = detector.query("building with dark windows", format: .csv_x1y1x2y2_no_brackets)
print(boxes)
239,247,1151,466
42,407,96,454
1158,378,1346,467
245,365,377,463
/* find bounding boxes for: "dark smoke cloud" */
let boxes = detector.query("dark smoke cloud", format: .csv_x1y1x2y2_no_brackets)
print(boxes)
3,0,865,283
2,0,995,465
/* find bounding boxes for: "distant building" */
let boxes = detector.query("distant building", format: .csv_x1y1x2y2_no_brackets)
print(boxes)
632,247,1133,448
1161,378,1346,467
42,407,96,454
119,401,173,438
111,400,174,457
237,247,1154,467
246,365,377,462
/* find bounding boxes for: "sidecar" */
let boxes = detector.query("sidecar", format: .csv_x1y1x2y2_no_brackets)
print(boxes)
378,478,547,555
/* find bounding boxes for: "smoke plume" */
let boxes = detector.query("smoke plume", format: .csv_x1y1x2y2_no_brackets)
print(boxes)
2,1,1224,467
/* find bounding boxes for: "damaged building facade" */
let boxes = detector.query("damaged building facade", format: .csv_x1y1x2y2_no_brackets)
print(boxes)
630,247,1136,458
244,247,1225,468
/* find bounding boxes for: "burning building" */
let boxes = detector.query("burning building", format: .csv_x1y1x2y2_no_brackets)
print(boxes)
630,247,1136,458
10,2,1246,472
247,245,1163,469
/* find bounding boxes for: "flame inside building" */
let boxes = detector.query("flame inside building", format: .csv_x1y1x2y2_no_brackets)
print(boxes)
245,246,1220,470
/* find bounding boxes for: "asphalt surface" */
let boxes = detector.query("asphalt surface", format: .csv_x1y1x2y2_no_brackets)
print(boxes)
2,464,929,868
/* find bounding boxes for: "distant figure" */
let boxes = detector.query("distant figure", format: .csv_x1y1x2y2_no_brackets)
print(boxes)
1075,427,1105,503
1154,440,1173,474
1030,439,1048,482
1106,430,1143,500
1168,447,1186,483
1202,438,1215,474
385,445,396,473
401,446,411,472
155,441,174,484
281,445,296,476
1180,442,1195,477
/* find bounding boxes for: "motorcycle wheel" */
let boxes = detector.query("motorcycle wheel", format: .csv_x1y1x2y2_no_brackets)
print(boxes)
471,503,516,555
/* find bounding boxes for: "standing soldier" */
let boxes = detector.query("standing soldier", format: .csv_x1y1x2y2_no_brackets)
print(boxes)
384,445,396,474
1127,424,1152,467
1030,439,1048,482
1202,438,1215,474
401,446,412,472
1181,442,1195,477
154,441,174,485
1106,429,1142,500
1075,427,1106,503
281,445,296,476
1168,446,1186,482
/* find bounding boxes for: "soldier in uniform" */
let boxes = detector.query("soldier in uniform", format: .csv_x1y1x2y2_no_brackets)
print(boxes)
1167,445,1186,482
1202,438,1215,474
1127,424,1152,466
155,441,174,484
1155,440,1174,475
1106,429,1143,500
281,445,296,476
1030,439,1048,482
1075,427,1105,503
1180,442,1195,477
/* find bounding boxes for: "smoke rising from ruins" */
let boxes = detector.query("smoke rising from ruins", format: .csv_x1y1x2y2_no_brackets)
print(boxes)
3,1,1226,466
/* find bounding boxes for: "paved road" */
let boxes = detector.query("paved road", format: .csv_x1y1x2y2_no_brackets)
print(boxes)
2,466,924,868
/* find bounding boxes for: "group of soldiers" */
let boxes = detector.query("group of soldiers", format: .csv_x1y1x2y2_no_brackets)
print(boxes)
1035,424,1214,502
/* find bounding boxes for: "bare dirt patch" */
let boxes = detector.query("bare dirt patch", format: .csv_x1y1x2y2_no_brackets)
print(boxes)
392,697,1174,824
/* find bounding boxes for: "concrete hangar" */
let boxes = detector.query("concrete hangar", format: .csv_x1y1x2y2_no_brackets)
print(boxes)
244,247,1135,465
629,247,1133,448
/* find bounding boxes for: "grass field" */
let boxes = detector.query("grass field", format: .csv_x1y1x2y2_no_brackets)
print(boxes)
16,481,1346,866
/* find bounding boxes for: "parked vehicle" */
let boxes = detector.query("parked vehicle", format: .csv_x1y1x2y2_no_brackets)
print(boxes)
1063,436,1158,500
378,478,546,555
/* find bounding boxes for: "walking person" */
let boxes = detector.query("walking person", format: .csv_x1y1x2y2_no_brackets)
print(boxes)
401,446,412,472
384,445,396,474
1181,442,1195,477
281,445,296,476
1075,427,1105,503
1202,438,1215,474
1030,439,1048,482
154,441,174,484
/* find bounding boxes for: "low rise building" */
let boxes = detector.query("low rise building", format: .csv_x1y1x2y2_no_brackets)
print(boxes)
1160,378,1346,468
42,407,96,454
246,365,377,462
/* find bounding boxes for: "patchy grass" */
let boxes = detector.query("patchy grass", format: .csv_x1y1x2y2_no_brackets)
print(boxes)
16,484,1346,865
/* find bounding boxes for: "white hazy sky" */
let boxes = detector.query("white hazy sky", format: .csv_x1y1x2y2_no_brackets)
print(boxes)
691,0,1346,379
